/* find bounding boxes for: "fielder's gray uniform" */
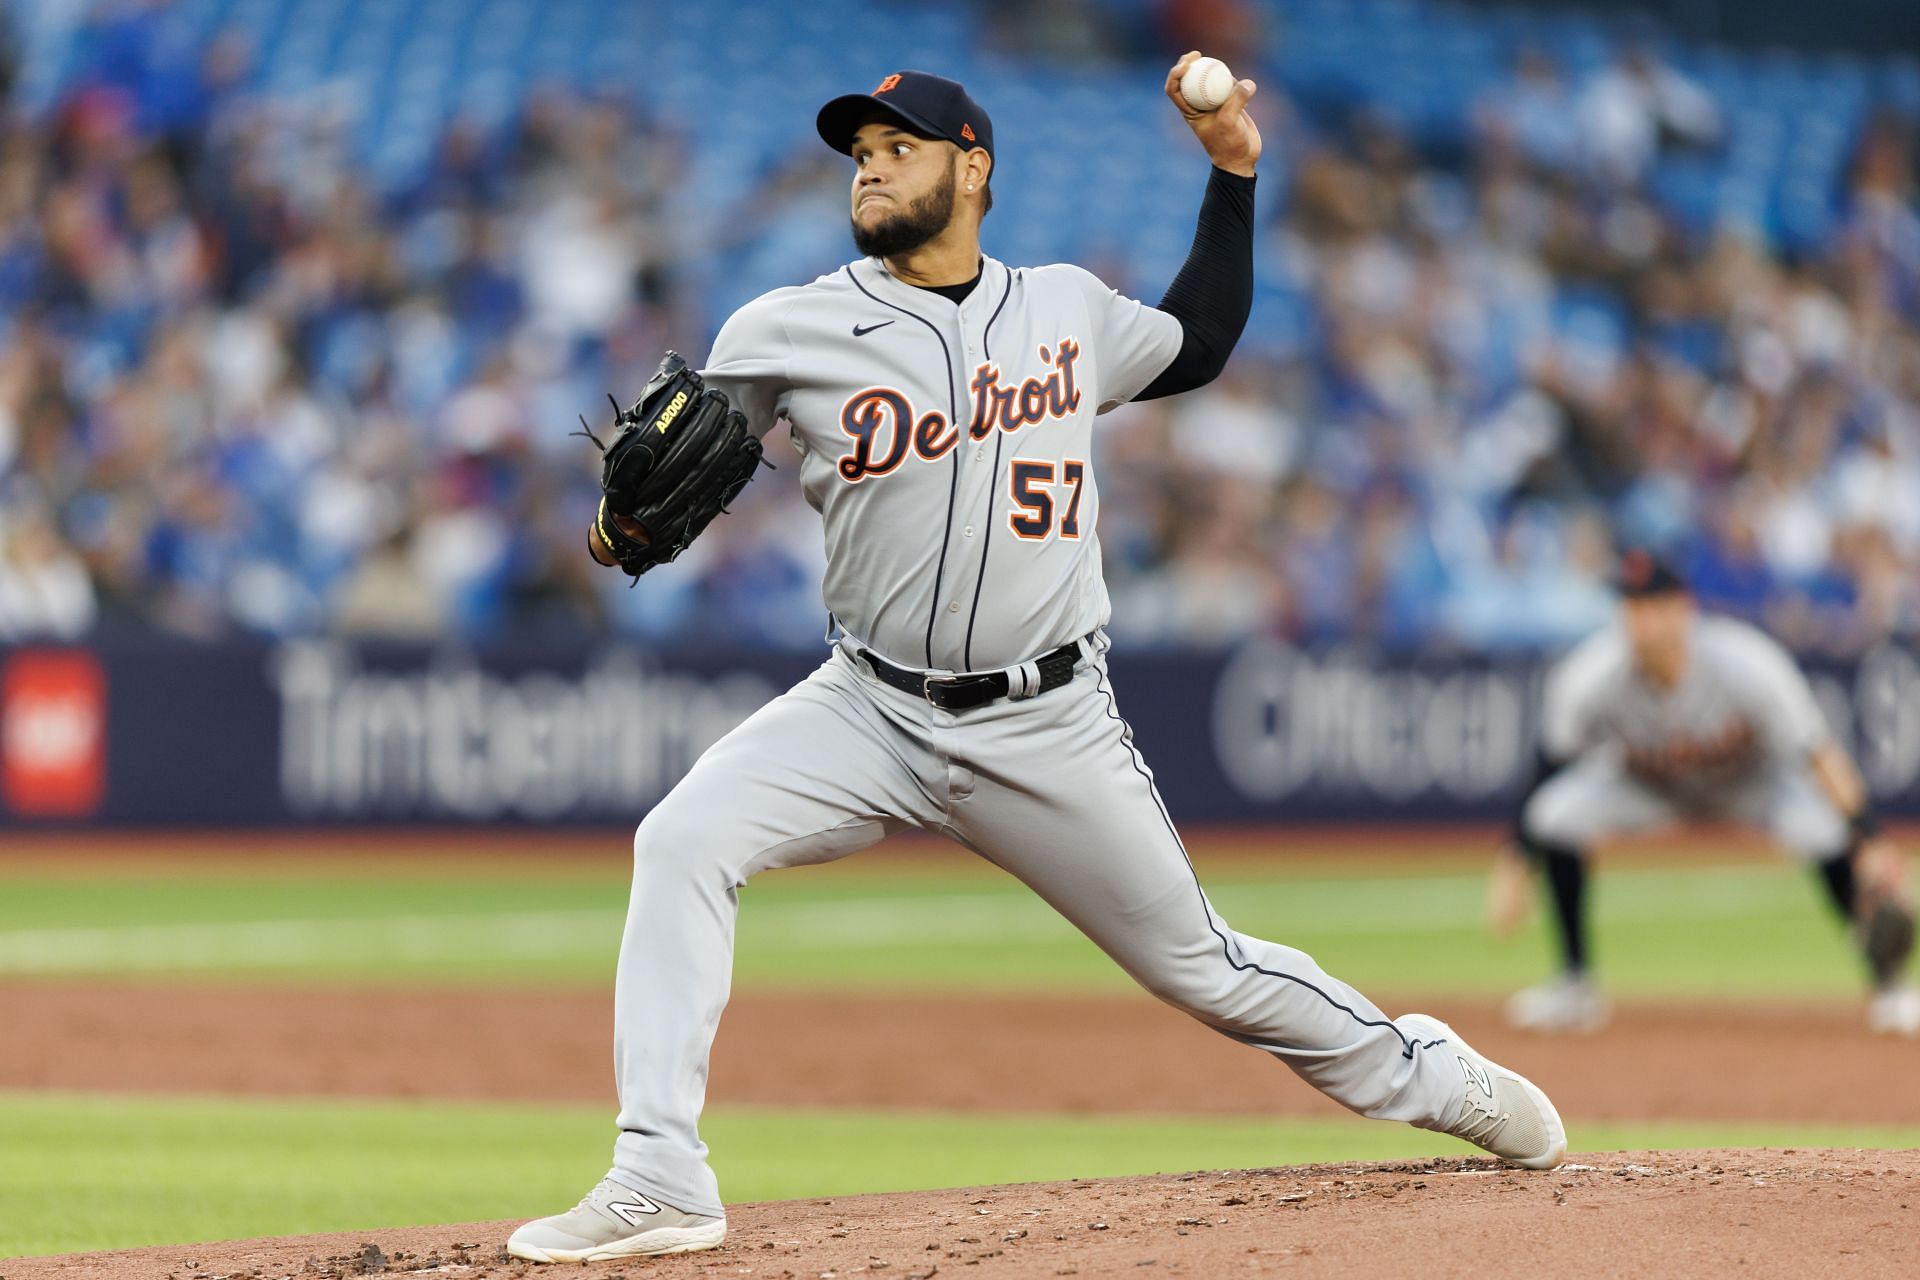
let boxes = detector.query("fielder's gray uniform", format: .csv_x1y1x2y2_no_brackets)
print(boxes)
609,255,1473,1217
1523,615,1847,858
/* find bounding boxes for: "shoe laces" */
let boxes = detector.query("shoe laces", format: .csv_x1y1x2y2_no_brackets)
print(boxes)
1452,1086,1510,1146
575,1179,620,1213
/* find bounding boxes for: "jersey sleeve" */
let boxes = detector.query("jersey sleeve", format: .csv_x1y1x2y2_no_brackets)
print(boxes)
1540,633,1614,761
1046,264,1184,414
697,294,794,439
1719,624,1832,760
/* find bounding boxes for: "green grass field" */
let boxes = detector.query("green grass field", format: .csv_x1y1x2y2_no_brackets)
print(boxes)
8,1091,1919,1259
0,836,1899,1259
0,842,1869,995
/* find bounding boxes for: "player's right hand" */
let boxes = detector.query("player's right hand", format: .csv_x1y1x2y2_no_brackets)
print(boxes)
1857,836,1914,910
1164,51,1261,178
1486,844,1533,939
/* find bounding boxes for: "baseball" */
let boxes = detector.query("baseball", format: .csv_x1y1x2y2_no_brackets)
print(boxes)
1179,56,1236,112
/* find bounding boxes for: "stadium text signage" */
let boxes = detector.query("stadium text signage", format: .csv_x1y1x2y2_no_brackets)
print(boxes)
272,644,778,819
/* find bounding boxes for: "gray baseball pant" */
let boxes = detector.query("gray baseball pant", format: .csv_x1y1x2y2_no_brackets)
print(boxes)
1525,753,1850,859
608,640,1466,1216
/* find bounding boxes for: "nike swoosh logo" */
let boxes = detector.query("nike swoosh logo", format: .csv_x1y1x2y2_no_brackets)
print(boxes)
853,321,895,336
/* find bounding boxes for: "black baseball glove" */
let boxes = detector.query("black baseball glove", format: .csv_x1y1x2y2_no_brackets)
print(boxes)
581,351,767,578
1861,894,1916,989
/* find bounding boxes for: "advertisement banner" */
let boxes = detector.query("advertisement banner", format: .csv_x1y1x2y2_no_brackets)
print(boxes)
1,638,1916,828
1,649,108,818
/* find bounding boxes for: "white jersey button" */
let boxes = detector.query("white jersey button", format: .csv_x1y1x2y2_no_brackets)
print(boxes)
948,601,960,613
964,525,975,537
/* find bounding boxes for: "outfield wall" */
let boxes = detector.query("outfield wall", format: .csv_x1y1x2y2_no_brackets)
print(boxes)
3,638,1918,826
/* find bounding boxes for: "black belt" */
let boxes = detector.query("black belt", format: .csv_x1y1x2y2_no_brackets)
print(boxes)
859,639,1086,712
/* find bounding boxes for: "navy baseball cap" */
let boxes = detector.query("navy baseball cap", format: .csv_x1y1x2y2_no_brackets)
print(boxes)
816,71,994,162
1614,549,1688,598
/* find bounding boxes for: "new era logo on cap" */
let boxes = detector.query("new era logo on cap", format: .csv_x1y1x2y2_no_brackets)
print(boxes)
960,122,975,141
874,73,901,94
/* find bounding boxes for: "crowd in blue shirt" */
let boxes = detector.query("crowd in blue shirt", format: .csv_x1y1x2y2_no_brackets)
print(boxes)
0,0,1916,658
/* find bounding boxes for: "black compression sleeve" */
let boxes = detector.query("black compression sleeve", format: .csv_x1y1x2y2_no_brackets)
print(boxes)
1537,846,1591,974
1817,849,1859,921
1134,166,1256,402
1511,748,1588,974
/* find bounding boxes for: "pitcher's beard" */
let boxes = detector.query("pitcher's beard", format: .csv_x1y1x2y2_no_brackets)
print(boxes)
851,167,957,258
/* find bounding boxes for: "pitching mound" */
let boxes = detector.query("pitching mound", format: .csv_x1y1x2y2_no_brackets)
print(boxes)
9,1149,1916,1280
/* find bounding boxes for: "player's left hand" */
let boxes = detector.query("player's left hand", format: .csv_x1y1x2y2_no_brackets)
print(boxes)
1164,51,1261,178
588,512,649,567
579,351,765,579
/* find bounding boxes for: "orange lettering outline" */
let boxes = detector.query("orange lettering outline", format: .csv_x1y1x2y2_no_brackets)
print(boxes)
1007,458,1056,541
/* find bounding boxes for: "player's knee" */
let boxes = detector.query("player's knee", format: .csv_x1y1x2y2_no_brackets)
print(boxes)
632,795,713,874
1132,956,1236,1019
1522,791,1588,852
1776,810,1850,864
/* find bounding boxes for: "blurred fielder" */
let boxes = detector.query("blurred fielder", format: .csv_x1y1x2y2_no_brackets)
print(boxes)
1491,550,1919,1036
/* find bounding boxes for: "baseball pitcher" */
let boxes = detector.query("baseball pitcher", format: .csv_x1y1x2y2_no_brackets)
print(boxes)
1490,551,1919,1035
509,60,1568,1264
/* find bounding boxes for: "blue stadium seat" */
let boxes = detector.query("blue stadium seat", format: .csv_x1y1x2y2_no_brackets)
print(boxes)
11,0,1912,300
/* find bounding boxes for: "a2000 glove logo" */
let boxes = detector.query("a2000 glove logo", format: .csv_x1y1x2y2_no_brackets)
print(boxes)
651,389,691,434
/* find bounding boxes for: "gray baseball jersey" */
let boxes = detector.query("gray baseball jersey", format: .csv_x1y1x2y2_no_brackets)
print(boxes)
1525,615,1847,857
700,254,1181,671
1542,615,1829,787
598,254,1493,1217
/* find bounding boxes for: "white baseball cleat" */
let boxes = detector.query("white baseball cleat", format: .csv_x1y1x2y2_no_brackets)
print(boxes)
506,1177,726,1263
1505,974,1611,1034
1868,983,1920,1037
1403,1013,1568,1171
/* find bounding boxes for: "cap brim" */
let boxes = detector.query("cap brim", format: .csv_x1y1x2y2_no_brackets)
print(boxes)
815,94,950,155
1614,575,1689,598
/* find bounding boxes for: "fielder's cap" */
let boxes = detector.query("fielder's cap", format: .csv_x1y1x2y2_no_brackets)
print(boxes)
816,71,994,162
1613,548,1688,598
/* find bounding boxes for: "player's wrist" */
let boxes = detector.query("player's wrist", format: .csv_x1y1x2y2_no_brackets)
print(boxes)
1851,808,1882,842
588,501,618,567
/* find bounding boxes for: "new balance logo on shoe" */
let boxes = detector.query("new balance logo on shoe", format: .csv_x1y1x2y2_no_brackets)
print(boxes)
605,1196,663,1228
1457,1055,1494,1099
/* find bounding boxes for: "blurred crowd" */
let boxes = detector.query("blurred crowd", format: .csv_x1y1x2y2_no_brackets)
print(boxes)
2,1,1918,657
1105,43,1920,656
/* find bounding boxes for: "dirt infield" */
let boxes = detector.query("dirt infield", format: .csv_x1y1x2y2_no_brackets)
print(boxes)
3,981,1915,1124
10,1149,1916,1279
7,826,1916,1277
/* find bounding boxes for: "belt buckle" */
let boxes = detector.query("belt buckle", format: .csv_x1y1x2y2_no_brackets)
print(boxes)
922,673,972,711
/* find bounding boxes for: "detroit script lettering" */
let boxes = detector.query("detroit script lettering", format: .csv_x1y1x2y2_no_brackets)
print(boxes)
837,339,1082,482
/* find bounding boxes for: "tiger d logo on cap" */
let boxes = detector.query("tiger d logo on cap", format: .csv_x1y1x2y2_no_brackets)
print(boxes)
1614,549,1687,598
817,70,995,162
